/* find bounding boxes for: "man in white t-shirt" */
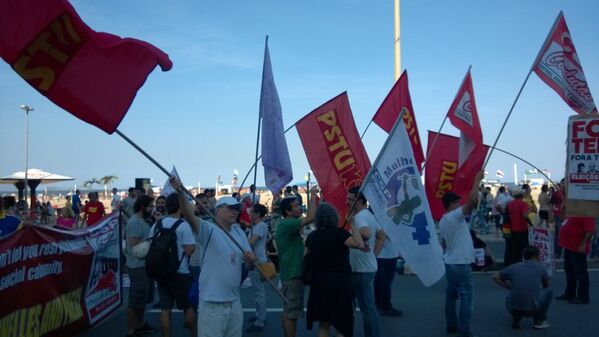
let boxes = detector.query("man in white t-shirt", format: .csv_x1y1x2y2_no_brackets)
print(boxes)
111,188,121,214
172,178,256,337
245,203,270,333
149,193,196,337
439,171,484,337
347,186,385,337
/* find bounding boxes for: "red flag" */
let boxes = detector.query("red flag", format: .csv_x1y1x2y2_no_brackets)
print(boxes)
425,132,488,221
372,71,425,171
296,92,371,226
532,11,596,115
446,70,484,169
0,0,173,134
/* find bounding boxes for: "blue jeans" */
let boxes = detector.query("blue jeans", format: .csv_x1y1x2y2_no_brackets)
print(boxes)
445,264,474,334
375,258,398,311
506,288,553,324
352,272,381,337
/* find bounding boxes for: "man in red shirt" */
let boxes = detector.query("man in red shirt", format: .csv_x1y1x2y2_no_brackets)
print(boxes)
550,179,565,258
556,216,595,304
82,192,106,227
505,186,532,266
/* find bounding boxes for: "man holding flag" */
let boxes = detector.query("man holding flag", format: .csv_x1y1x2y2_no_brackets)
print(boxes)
439,170,484,337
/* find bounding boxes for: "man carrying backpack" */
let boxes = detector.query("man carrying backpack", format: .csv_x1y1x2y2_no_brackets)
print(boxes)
171,177,256,337
146,193,196,337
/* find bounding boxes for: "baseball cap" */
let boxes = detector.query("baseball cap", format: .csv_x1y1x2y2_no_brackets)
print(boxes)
442,191,462,209
511,186,524,197
215,196,241,208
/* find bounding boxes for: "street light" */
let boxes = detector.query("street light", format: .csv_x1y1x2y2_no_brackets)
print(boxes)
20,104,34,212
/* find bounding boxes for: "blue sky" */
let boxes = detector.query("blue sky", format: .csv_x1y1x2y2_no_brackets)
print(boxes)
1,0,598,191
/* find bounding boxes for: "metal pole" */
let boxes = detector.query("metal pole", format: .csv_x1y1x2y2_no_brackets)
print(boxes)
20,105,34,213
394,0,401,80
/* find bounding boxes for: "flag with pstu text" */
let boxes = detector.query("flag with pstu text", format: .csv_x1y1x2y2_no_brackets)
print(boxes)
532,11,596,115
425,132,489,221
362,116,445,287
0,0,173,134
372,71,425,171
296,92,371,226
260,38,293,193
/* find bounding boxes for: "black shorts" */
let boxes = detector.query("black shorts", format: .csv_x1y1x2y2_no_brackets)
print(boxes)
157,273,193,311
539,210,549,220
128,267,149,310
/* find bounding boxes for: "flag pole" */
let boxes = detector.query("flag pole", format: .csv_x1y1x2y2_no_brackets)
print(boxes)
238,123,294,191
482,69,533,169
490,146,555,186
394,0,401,81
250,36,268,204
421,65,472,171
360,120,374,140
114,129,288,303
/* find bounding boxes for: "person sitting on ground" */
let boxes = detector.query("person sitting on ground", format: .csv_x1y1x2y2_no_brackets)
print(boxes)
493,246,552,330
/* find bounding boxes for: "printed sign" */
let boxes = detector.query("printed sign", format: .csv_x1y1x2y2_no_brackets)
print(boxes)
567,115,599,201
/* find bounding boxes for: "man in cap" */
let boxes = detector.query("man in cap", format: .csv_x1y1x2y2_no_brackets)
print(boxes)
172,177,256,337
439,171,484,337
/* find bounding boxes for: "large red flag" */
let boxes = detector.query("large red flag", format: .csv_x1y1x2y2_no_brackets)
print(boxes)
425,132,488,221
0,0,173,134
446,70,485,175
296,92,371,226
532,11,596,115
372,71,425,171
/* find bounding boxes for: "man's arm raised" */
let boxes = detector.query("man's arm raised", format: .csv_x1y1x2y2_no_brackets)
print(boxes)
462,171,485,216
171,176,201,235
300,187,320,227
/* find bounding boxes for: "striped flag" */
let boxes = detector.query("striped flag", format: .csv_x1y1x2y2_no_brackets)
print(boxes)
496,170,505,178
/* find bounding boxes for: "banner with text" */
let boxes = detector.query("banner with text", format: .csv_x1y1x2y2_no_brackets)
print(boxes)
567,115,599,201
296,92,371,225
0,214,121,337
425,131,489,221
529,227,555,276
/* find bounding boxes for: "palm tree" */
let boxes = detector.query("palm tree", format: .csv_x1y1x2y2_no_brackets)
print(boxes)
83,178,101,193
100,175,118,197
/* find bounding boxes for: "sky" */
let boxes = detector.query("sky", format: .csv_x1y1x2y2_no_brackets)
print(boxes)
1,0,598,192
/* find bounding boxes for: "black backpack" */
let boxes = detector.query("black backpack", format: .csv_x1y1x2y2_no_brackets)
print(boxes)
145,218,186,279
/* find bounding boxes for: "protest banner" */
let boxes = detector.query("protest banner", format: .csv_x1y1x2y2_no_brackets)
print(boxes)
529,227,555,276
0,214,121,337
565,114,599,217
362,114,445,287
296,92,371,226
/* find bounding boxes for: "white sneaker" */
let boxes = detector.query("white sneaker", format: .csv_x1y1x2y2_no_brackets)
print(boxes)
533,321,551,329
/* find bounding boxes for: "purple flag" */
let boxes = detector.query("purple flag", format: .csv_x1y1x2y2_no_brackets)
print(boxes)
260,38,292,193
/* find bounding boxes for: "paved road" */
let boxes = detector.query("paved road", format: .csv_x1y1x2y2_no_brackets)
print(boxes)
79,268,598,337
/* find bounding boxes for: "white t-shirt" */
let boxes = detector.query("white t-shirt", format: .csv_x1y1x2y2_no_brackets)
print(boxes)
249,221,268,263
111,194,121,212
439,207,474,265
350,209,381,273
150,216,196,274
197,220,252,302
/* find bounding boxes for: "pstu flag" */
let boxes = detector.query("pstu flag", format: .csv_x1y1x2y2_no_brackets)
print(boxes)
362,115,445,287
496,170,505,178
532,11,597,115
260,38,293,193
372,71,425,171
0,0,173,134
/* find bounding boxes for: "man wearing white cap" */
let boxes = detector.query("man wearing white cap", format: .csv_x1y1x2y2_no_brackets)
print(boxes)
172,177,255,337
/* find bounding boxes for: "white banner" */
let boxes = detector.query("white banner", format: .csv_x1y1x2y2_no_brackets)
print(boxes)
362,117,445,287
567,115,599,201
529,227,555,276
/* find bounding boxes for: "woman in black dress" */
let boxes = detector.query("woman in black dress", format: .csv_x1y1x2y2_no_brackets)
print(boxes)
306,203,364,337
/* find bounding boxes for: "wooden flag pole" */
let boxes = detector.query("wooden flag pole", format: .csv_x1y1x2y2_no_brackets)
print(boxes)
115,129,288,304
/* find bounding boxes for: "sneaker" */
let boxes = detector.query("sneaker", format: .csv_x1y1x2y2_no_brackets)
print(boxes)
381,308,403,317
245,324,264,333
533,320,551,329
555,294,572,301
135,322,159,334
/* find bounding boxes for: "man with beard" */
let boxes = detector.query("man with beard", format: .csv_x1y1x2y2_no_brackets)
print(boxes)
125,195,159,337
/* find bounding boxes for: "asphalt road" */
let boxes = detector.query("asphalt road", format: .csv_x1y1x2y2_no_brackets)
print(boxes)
79,267,598,337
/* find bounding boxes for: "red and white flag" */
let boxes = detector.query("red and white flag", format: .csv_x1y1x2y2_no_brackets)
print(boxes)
372,71,425,171
446,69,484,168
496,170,505,178
532,11,596,115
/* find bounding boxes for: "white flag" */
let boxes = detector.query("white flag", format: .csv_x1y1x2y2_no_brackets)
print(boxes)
161,166,192,201
361,115,445,286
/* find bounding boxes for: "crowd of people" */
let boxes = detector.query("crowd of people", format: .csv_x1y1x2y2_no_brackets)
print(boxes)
1,173,598,337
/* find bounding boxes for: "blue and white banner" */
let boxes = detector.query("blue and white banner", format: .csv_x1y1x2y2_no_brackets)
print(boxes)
362,116,445,286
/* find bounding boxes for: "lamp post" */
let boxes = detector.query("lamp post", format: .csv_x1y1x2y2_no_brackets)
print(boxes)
20,104,34,212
